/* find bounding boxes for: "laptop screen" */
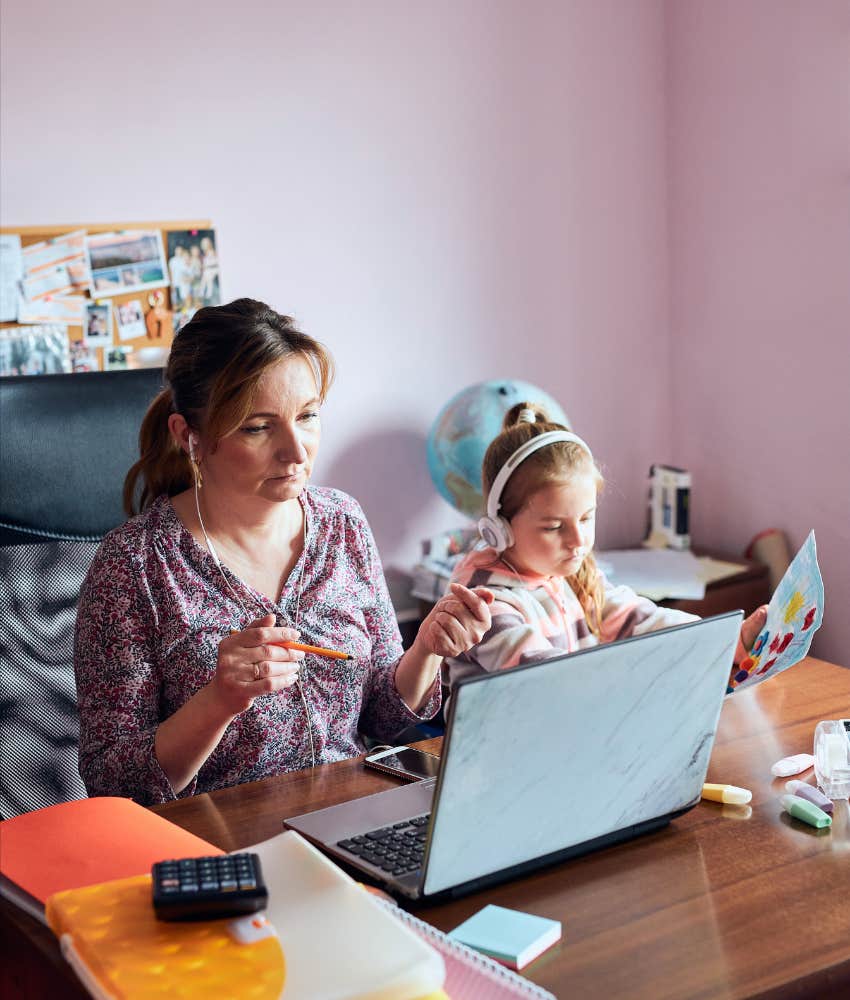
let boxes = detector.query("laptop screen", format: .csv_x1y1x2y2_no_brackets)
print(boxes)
422,612,741,896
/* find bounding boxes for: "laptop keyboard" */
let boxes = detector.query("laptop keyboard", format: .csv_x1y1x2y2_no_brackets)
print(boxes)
336,813,430,878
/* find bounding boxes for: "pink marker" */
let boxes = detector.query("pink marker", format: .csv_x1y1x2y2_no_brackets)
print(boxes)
785,780,834,814
771,753,815,777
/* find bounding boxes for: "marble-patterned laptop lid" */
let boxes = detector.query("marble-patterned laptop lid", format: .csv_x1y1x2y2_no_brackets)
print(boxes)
424,611,742,897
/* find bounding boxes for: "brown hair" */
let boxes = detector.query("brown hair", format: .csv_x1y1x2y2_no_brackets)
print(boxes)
123,299,334,515
482,402,606,636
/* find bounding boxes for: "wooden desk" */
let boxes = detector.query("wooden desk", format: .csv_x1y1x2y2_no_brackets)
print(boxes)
3,659,848,999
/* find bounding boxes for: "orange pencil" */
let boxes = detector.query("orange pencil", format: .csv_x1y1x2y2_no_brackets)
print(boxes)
275,641,353,661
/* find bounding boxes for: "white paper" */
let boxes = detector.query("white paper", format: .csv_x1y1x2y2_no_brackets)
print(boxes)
246,830,444,999
22,230,86,274
0,234,23,321
21,265,73,302
597,548,707,601
17,293,86,326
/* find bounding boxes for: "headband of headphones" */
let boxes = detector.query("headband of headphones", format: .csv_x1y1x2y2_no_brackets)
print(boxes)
485,430,594,520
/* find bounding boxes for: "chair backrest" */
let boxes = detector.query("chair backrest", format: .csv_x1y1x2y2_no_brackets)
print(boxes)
0,369,163,817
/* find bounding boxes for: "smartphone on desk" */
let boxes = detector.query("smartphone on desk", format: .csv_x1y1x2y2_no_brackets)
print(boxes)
363,746,441,782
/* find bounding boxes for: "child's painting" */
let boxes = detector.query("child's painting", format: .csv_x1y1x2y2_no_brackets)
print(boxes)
728,530,823,693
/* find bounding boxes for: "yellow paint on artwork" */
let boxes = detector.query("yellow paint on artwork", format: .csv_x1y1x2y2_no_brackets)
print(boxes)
784,591,805,624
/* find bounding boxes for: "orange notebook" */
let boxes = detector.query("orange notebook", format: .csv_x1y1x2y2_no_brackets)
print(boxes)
0,796,220,921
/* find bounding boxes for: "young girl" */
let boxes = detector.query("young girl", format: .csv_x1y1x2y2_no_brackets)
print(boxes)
443,403,766,688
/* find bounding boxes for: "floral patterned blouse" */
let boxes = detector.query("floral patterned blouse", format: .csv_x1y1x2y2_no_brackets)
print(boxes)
74,488,439,805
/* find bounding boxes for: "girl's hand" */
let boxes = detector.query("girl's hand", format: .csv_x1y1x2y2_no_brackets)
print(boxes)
734,604,769,665
210,614,306,715
414,583,494,658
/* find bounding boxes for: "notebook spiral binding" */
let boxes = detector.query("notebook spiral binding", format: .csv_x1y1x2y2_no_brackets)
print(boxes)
374,898,557,1000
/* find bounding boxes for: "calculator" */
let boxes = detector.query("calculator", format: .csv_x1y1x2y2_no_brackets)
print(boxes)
151,853,268,921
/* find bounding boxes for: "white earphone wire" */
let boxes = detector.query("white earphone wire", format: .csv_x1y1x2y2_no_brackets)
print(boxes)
193,468,316,769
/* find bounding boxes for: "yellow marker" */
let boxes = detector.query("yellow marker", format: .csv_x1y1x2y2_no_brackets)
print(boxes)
784,590,804,624
701,783,752,805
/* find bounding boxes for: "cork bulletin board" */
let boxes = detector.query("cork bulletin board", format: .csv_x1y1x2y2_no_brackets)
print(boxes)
0,219,217,376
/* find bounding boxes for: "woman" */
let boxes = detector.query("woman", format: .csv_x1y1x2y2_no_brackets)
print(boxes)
75,299,492,805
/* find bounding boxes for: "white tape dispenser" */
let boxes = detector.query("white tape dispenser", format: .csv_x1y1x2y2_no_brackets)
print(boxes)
814,719,850,800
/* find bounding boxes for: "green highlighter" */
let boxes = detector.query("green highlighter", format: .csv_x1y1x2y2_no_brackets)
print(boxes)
780,794,832,829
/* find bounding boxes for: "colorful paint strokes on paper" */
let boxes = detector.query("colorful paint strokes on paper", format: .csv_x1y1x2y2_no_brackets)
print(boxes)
727,530,823,694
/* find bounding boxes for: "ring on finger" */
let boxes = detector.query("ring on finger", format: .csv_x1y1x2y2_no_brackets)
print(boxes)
253,662,261,681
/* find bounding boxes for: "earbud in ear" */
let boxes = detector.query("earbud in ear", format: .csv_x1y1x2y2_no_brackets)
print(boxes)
188,434,198,462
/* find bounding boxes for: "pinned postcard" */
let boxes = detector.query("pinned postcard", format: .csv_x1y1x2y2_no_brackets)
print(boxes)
0,324,71,377
69,339,100,373
18,293,86,326
0,234,23,321
21,266,73,302
87,231,168,298
83,301,113,348
116,298,146,340
727,531,823,693
22,230,89,291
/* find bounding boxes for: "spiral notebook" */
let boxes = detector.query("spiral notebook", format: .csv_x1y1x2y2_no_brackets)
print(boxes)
375,899,557,1000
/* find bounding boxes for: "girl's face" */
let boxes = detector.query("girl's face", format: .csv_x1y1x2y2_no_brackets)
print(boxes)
199,355,321,505
504,472,598,578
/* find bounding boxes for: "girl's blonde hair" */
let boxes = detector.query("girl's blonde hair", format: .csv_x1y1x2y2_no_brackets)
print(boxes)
123,298,334,516
482,402,606,636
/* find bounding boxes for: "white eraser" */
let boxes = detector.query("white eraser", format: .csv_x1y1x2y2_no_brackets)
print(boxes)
771,753,815,777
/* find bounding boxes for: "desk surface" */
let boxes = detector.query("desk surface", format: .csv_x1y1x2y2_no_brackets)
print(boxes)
3,658,849,999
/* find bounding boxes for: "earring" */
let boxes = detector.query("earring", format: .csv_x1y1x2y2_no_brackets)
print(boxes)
188,437,202,489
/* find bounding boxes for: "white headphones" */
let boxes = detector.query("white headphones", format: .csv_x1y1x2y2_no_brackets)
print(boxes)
188,433,198,461
477,430,594,552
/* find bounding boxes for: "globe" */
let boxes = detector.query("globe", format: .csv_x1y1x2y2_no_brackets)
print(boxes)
426,380,570,519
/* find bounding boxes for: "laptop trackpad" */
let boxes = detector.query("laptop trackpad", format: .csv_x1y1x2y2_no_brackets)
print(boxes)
285,778,437,845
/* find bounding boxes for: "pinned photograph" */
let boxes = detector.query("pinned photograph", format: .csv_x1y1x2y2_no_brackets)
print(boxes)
167,228,220,325
105,345,133,371
116,298,147,340
84,301,113,348
87,230,168,297
69,339,100,373
0,324,71,377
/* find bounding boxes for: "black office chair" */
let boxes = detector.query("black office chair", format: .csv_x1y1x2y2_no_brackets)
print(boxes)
0,369,163,818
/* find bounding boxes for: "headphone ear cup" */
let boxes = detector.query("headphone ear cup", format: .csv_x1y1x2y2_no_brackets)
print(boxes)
477,515,513,553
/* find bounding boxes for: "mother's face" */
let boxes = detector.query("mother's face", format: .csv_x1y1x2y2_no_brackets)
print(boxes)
201,355,322,504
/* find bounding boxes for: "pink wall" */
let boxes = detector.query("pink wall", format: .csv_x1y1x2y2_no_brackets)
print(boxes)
667,0,850,662
1,1,671,611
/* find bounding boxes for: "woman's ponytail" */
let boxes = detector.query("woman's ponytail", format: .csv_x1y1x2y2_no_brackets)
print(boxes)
123,389,192,516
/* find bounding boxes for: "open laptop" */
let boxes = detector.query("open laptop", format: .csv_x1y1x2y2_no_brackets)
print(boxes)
284,610,742,901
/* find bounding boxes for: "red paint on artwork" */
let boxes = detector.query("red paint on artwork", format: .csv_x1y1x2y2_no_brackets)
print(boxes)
802,607,817,630
778,633,794,653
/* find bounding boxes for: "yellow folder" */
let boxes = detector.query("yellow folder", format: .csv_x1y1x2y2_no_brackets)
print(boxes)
46,874,285,1000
